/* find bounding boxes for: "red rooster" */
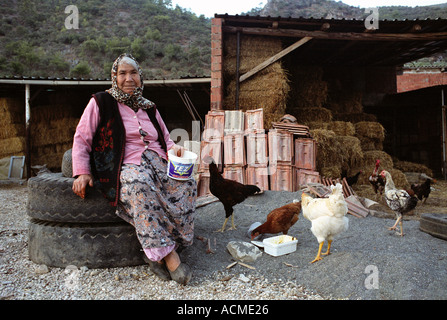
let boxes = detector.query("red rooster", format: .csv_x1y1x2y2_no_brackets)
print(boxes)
369,159,385,200
204,156,261,232
250,200,301,240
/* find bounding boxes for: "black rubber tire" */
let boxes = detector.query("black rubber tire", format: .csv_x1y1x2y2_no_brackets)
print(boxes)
419,213,447,241
27,172,121,223
61,148,72,178
28,219,145,268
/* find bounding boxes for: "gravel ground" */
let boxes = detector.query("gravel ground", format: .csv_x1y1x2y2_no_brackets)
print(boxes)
1,183,446,301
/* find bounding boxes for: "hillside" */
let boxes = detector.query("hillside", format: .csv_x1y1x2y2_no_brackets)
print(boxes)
248,0,447,20
1,0,446,79
0,0,212,79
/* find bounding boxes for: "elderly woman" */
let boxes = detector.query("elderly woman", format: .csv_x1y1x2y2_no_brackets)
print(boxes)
72,53,196,285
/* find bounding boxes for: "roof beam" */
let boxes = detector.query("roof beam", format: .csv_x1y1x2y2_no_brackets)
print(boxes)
223,26,447,41
239,36,313,83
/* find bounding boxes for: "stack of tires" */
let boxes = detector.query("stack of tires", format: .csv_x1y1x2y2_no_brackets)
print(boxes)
27,150,145,268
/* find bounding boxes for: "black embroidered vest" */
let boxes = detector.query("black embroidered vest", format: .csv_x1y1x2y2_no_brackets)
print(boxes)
90,91,167,207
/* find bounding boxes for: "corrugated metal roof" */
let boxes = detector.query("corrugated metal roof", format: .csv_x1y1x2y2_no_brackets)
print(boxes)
0,75,211,87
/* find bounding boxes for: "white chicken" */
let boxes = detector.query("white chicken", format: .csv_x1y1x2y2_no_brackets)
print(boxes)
301,183,349,263
380,170,418,236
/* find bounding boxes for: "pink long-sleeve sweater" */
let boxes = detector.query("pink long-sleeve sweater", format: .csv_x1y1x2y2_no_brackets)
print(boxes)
72,97,175,177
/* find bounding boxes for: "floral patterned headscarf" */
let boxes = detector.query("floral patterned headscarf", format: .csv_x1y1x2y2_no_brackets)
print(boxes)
106,53,155,112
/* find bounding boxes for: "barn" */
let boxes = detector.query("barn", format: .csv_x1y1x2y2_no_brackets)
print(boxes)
201,14,447,194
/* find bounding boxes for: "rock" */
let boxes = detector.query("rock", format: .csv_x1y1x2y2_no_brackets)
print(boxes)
226,241,262,263
34,264,49,275
238,274,250,283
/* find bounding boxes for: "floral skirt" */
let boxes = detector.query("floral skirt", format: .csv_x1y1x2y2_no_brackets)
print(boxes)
116,149,197,261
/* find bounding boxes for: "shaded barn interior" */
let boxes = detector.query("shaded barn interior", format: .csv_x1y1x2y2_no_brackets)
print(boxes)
366,85,447,177
0,79,210,174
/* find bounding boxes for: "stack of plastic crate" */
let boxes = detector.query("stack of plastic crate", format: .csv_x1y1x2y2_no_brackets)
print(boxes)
223,110,246,184
197,110,225,196
268,129,294,191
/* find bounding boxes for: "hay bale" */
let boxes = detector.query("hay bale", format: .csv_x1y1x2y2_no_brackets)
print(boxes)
335,135,363,169
288,107,332,124
31,117,79,147
287,65,328,109
333,113,377,123
310,129,343,172
354,121,385,151
0,98,24,125
328,121,355,136
355,121,385,140
389,168,410,189
326,90,363,114
362,150,393,170
320,166,341,179
0,124,25,140
0,137,26,158
349,150,394,186
223,35,289,129
306,121,329,130
394,160,433,177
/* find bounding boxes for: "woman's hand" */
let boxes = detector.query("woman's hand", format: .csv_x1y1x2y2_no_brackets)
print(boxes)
171,144,185,157
72,174,94,199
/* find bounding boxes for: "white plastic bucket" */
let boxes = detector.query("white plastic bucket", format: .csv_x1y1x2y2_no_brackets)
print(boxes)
167,149,198,181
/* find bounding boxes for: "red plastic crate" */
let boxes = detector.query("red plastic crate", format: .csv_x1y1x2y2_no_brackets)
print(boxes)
246,131,268,166
223,133,246,166
268,129,293,165
197,171,210,196
294,138,317,170
203,110,225,141
199,139,223,172
294,168,320,190
246,165,269,191
244,108,264,132
223,165,245,184
269,164,294,191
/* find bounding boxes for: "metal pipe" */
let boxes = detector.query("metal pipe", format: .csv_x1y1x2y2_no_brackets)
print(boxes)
235,31,241,110
442,89,446,180
25,84,31,179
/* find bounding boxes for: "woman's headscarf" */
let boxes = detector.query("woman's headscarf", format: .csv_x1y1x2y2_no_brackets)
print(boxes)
106,53,155,112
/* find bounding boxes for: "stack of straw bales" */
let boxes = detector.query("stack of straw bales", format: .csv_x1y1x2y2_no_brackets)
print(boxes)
0,98,26,160
30,104,79,171
283,66,411,188
223,34,290,129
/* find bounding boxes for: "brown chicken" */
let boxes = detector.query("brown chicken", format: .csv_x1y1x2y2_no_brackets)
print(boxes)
204,156,261,232
250,200,301,240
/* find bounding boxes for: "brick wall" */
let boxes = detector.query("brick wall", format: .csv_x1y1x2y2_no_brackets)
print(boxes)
211,18,223,110
397,72,447,93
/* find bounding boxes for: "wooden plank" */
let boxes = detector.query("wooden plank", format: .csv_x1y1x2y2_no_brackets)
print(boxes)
224,26,447,41
239,36,312,83
345,195,369,218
